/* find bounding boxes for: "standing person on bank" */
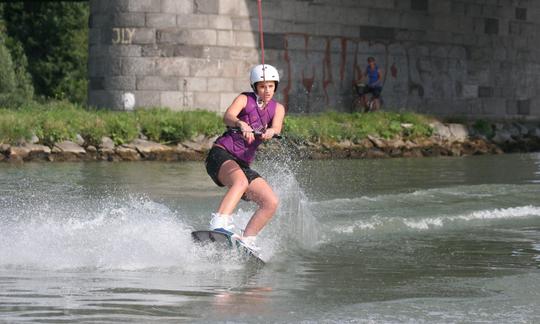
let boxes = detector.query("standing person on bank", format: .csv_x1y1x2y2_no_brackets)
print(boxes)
205,64,285,251
360,56,383,111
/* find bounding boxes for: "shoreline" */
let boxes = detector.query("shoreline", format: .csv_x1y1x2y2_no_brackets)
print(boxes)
1,121,539,163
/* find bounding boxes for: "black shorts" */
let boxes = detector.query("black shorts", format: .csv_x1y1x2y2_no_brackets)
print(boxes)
365,85,382,98
205,146,261,187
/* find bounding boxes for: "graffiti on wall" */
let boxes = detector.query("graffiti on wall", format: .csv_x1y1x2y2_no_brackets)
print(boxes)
112,28,135,45
280,34,468,113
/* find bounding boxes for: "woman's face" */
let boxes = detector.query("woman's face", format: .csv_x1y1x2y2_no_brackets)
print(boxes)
255,81,276,103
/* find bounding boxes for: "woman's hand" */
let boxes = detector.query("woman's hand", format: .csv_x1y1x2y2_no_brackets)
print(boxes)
238,121,255,144
261,128,276,140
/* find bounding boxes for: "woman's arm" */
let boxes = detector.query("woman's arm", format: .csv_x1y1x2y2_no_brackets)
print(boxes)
223,94,256,144
262,103,285,140
223,94,247,127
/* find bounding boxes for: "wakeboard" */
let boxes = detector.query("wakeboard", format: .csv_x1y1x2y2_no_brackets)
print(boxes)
191,230,265,265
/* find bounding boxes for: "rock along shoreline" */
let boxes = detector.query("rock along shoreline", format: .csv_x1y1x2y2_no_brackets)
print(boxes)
1,121,540,163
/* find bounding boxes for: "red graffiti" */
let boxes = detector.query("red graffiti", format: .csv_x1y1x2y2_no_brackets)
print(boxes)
302,67,315,94
301,34,315,94
352,42,362,85
322,38,333,103
282,33,391,107
391,63,398,78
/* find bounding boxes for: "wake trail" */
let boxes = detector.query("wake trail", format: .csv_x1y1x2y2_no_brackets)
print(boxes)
330,205,540,235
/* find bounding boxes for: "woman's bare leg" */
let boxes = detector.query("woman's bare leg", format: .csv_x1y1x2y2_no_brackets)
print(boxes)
243,178,279,237
216,160,249,215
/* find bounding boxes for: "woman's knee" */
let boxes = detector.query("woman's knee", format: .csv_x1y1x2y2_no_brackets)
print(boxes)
231,177,249,192
264,194,279,213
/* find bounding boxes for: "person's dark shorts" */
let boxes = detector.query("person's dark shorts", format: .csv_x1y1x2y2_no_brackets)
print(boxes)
365,85,382,98
205,146,261,187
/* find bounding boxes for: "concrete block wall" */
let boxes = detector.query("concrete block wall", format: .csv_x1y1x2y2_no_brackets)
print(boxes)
88,0,257,112
88,0,540,118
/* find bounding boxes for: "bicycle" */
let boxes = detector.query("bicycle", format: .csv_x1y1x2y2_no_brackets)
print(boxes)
353,82,382,113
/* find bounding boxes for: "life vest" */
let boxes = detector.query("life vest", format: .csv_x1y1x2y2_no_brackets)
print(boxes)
215,92,277,165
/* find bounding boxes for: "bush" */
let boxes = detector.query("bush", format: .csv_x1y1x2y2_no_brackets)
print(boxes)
79,114,108,147
2,2,88,104
0,5,34,108
0,37,16,96
104,112,138,146
0,101,435,147
0,27,28,108
284,111,433,143
0,110,33,144
137,109,222,143
472,119,494,138
137,109,186,143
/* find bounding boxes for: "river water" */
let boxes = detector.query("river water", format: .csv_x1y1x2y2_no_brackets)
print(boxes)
0,153,539,323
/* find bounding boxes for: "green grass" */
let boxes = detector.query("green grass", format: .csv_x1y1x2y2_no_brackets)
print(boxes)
0,101,434,146
284,111,433,143
136,108,223,144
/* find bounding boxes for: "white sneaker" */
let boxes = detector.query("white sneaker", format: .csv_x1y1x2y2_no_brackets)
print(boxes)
240,236,261,252
209,213,237,237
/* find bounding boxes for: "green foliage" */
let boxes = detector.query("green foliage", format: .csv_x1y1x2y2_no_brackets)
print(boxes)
0,36,16,94
0,103,220,146
472,119,494,138
0,9,34,109
136,109,222,143
32,102,85,146
105,113,138,146
0,101,435,148
137,109,188,143
2,2,88,104
79,113,107,147
178,110,224,138
284,111,433,143
0,110,33,144
38,114,74,147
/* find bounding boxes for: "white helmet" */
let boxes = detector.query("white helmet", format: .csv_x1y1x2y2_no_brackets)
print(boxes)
250,64,280,90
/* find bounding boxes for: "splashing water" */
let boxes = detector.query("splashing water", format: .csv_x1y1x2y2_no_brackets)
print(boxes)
0,191,266,272
0,155,320,269
0,194,204,270
228,153,321,259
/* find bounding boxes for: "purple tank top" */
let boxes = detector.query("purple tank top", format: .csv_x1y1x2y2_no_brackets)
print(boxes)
215,92,277,165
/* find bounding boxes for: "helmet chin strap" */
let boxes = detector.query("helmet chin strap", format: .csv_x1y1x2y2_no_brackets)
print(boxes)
255,93,265,108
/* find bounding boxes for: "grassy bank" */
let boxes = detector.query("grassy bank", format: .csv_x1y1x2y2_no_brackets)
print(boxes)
0,101,434,146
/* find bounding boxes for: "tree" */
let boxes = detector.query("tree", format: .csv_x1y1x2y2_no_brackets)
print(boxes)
0,4,34,108
2,2,88,104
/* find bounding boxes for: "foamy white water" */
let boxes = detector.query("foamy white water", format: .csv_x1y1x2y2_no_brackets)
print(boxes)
0,195,199,270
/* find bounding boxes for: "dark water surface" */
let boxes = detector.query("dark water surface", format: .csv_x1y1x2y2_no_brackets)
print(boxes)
1,153,539,323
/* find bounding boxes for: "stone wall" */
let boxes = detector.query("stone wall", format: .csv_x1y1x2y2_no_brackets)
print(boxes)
88,0,540,118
